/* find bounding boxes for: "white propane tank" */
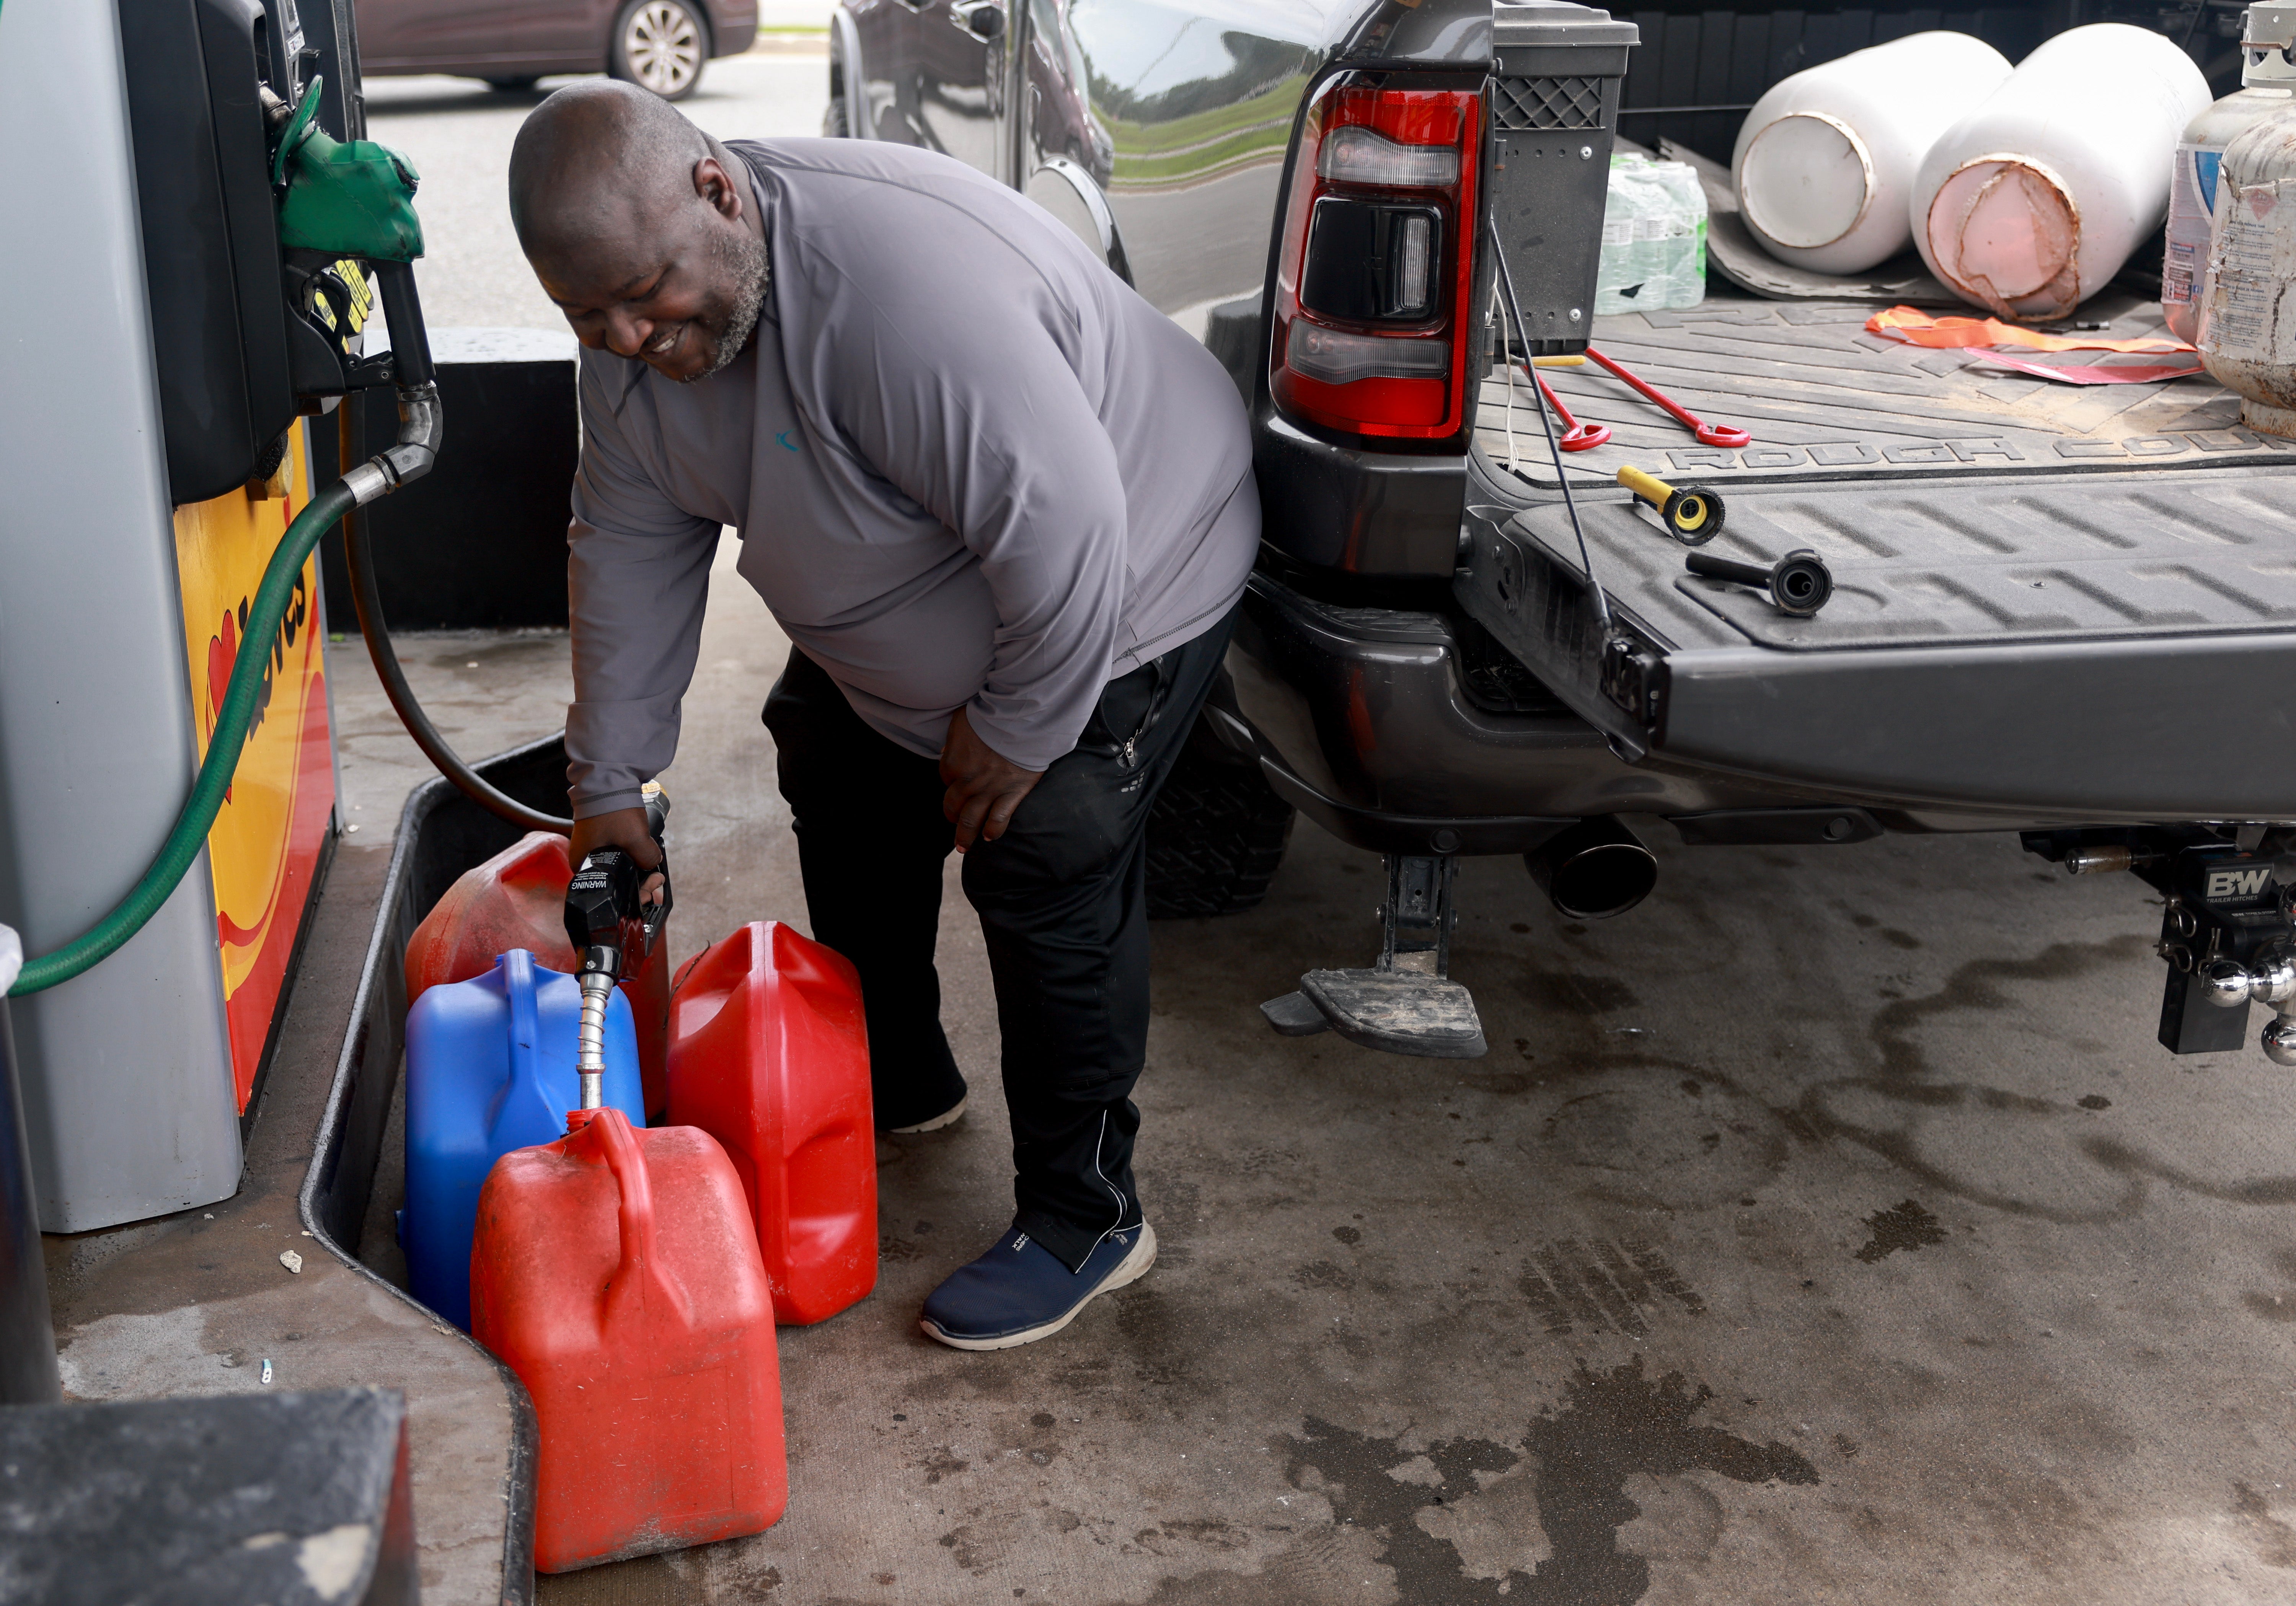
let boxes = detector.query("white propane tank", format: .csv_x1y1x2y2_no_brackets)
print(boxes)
2164,4,2296,343
2198,101,2296,434
1731,32,2012,275
1911,24,2211,320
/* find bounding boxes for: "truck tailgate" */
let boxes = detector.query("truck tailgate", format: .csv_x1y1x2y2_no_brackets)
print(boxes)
1458,290,2296,822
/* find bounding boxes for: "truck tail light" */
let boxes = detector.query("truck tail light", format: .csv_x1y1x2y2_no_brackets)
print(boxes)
1272,76,1482,443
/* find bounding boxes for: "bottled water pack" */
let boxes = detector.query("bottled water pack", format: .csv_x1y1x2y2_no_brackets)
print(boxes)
1596,154,1707,314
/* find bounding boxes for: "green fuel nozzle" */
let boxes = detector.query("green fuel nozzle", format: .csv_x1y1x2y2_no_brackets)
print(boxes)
269,77,424,264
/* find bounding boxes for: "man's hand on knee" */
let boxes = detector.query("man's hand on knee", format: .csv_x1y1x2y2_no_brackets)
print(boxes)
941,707,1043,853
569,806,667,902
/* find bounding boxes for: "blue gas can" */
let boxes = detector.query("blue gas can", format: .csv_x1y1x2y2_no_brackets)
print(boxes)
403,948,645,1329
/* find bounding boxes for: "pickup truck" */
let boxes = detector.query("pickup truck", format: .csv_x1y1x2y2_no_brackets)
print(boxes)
822,0,2296,1065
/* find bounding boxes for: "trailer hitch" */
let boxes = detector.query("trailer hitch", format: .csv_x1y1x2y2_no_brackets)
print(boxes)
2025,827,2296,1063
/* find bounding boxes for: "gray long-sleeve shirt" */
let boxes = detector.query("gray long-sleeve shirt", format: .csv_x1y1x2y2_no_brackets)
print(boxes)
563,137,1260,819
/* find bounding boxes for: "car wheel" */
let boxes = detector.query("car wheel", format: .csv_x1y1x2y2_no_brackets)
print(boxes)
609,0,708,100
822,85,850,137
483,75,541,92
1144,717,1295,919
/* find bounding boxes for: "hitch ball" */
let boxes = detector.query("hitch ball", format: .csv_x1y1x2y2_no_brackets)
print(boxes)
2201,945,2296,1010
2265,1013,2296,1067
2202,958,2257,1008
2250,945,2296,1006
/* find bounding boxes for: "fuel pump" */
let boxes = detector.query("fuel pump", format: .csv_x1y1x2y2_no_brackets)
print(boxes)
5,70,437,997
563,785,674,1112
12,7,571,1000
0,0,620,1230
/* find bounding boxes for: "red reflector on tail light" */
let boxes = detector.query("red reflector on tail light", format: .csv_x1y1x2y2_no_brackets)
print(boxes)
1272,76,1481,442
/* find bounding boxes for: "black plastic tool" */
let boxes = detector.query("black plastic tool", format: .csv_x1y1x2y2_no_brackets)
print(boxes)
1687,548,1833,617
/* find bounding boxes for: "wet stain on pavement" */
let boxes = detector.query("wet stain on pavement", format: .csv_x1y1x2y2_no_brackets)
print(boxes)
1799,938,2157,1223
1282,1357,1817,1603
1522,970,1641,1016
1521,1359,1818,1602
1295,1260,1355,1292
2243,1290,2296,1322
1518,1241,1705,1336
918,1445,969,1484
1536,1076,1795,1211
2078,1095,2112,1111
2078,1137,2296,1209
2232,1483,2296,1568
1864,940,2148,1084
1855,1200,1949,1263
2240,1249,2296,1322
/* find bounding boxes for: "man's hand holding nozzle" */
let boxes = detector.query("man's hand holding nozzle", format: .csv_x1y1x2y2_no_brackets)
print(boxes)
569,807,667,902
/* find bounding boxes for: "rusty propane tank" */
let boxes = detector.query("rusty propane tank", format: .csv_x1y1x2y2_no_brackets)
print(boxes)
2163,5,2296,343
2199,89,2296,435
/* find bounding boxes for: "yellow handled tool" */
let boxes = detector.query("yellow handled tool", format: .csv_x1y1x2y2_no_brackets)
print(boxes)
1617,464,1725,546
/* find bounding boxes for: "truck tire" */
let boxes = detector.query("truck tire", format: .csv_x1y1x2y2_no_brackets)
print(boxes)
1145,721,1294,919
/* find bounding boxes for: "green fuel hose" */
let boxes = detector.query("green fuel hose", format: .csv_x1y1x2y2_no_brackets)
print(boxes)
3,137,473,998
7,480,359,997
10,356,447,998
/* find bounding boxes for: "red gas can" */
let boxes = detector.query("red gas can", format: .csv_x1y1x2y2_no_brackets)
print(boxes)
406,831,672,1117
470,1108,786,1572
667,922,876,1325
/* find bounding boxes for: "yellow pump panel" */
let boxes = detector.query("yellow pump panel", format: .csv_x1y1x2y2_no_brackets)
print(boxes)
172,420,337,1112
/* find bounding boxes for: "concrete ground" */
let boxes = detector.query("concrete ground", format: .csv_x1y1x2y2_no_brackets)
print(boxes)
62,47,2296,1606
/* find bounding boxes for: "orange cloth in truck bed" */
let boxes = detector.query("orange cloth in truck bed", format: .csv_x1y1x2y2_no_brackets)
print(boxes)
1865,305,2193,353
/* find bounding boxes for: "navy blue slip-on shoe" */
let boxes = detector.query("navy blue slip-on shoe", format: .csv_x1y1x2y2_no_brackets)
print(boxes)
919,1221,1158,1351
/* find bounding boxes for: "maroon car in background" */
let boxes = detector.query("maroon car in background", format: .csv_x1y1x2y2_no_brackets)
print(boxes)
357,0,759,100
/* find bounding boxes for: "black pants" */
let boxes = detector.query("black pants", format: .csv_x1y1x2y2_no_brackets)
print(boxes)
762,605,1237,1271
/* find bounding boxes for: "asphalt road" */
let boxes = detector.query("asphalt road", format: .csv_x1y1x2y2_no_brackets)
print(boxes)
340,64,2296,1606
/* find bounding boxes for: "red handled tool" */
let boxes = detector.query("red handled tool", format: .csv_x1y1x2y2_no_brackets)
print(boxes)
1530,369,1611,451
1584,345,1751,448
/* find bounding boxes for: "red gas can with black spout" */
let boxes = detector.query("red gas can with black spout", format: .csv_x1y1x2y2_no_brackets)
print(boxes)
406,831,672,1117
668,922,876,1325
470,1107,786,1572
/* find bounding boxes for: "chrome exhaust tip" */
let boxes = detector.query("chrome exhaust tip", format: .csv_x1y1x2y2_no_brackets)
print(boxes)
1525,816,1657,921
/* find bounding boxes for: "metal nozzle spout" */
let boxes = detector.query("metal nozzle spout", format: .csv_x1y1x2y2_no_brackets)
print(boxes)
576,968,617,1111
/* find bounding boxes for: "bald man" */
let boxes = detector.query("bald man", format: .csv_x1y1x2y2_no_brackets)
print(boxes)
507,83,1258,1350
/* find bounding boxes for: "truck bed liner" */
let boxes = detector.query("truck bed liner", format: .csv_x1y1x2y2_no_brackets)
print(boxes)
1457,291,2296,824
1480,290,2294,484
